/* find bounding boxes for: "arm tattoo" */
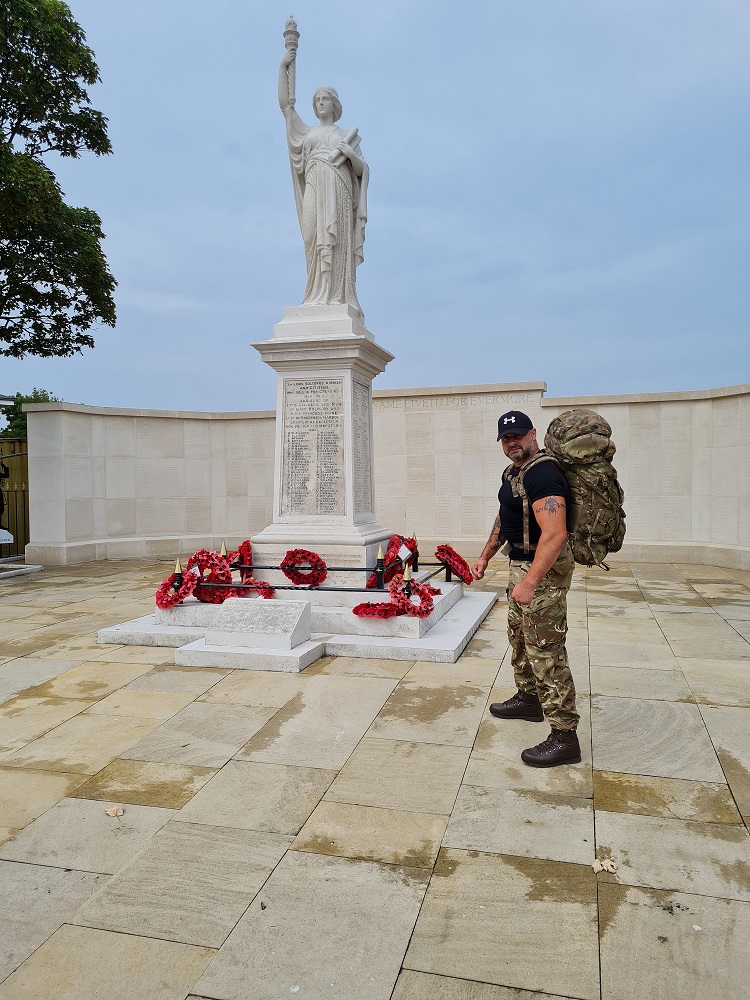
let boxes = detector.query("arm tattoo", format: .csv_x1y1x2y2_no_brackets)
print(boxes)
534,497,566,516
486,514,503,553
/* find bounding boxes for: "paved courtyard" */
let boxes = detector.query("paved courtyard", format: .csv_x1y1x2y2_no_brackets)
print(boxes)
0,558,748,999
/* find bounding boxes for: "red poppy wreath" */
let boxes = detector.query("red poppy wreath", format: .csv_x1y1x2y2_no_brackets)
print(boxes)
388,574,435,619
435,544,473,585
365,533,417,589
239,578,276,600
352,601,402,619
280,548,328,587
187,548,235,604
155,570,198,609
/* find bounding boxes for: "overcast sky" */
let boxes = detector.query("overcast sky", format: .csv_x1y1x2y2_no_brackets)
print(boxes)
2,0,749,416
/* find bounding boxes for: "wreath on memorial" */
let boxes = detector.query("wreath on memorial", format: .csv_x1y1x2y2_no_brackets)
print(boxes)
351,601,402,619
155,570,198,609
155,540,275,607
365,533,418,588
240,578,276,600
187,548,235,604
387,573,435,618
435,544,473,585
280,548,328,587
230,540,253,581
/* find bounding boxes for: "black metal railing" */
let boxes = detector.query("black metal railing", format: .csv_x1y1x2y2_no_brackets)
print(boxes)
0,484,29,559
171,553,455,600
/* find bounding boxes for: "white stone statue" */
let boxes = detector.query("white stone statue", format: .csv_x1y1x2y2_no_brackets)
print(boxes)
278,17,368,317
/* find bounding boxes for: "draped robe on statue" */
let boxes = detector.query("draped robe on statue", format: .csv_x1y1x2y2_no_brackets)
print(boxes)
284,109,368,316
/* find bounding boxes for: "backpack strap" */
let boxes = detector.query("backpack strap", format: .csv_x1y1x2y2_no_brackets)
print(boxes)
506,452,559,556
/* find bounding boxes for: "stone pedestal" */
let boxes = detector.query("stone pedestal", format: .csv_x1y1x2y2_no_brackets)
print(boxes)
250,304,394,585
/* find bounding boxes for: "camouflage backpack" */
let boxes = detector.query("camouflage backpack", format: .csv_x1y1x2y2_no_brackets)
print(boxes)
543,408,626,568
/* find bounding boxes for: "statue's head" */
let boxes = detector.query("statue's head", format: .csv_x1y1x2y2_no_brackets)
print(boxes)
312,86,342,123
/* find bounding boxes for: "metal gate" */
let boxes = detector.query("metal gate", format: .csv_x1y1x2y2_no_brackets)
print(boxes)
0,439,29,559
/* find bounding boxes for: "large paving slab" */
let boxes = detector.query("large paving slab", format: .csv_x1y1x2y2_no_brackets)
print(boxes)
654,612,750,659
599,883,750,1000
85,687,198,719
443,785,595,864
325,737,470,814
593,770,741,824
676,657,750,707
305,653,414,679
120,701,278,768
464,690,593,798
17,659,153,700
589,663,695,702
0,694,95,746
0,796,174,873
292,799,447,867
2,712,163,773
366,680,488,747
0,924,215,999
236,674,397,768
404,849,600,999
392,971,573,1000
0,765,88,835
0,862,107,984
595,810,750,900
588,641,678,668
192,851,430,1000
74,820,292,947
698,705,750,820
123,663,230,694
197,669,307,707
404,657,501,687
0,657,83,704
174,759,336,834
590,695,726,782
70,757,217,808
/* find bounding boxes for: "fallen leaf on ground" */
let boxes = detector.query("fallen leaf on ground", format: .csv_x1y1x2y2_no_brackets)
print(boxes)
104,805,124,818
592,858,618,874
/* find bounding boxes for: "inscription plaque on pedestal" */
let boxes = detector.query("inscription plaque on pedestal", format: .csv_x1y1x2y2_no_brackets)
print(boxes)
352,381,373,514
281,378,345,516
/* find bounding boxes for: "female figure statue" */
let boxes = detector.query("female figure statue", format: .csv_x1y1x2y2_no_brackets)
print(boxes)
278,22,368,317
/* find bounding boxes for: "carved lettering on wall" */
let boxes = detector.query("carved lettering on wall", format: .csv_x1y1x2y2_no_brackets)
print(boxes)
352,381,373,514
281,378,345,516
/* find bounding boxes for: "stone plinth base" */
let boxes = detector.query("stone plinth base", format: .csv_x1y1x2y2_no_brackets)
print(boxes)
205,599,310,650
175,636,328,673
97,587,496,666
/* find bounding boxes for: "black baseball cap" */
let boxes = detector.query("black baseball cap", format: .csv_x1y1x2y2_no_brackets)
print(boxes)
497,410,534,440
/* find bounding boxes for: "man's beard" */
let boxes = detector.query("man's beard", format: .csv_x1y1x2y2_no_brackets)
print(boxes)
508,442,535,465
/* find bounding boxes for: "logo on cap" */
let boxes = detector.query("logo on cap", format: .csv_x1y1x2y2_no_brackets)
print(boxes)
496,410,534,440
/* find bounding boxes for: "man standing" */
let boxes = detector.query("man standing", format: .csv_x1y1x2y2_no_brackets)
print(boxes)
472,410,580,767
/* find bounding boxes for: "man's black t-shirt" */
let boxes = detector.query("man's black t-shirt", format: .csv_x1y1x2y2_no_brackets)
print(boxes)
498,455,571,561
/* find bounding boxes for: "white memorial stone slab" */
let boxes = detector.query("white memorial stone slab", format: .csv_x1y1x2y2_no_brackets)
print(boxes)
281,378,345,516
205,598,311,650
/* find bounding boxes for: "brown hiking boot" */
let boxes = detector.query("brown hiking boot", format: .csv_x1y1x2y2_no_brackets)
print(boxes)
521,729,581,767
489,690,544,722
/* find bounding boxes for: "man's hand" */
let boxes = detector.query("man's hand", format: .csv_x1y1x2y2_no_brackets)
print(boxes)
511,577,536,605
472,557,488,581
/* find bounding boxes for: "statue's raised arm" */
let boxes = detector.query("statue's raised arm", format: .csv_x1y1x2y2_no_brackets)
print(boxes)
279,18,368,318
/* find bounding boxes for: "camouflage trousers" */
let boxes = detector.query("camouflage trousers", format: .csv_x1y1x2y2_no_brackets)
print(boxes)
507,542,579,731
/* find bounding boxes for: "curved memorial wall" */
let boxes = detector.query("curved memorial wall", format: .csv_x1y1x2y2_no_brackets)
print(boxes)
24,381,750,569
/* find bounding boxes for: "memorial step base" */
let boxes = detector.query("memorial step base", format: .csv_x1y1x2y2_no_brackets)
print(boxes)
174,636,329,673
324,592,497,663
98,591,496,666
100,580,463,645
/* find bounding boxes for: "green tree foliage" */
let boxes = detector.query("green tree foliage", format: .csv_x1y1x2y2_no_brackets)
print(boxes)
0,387,62,437
0,0,116,359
